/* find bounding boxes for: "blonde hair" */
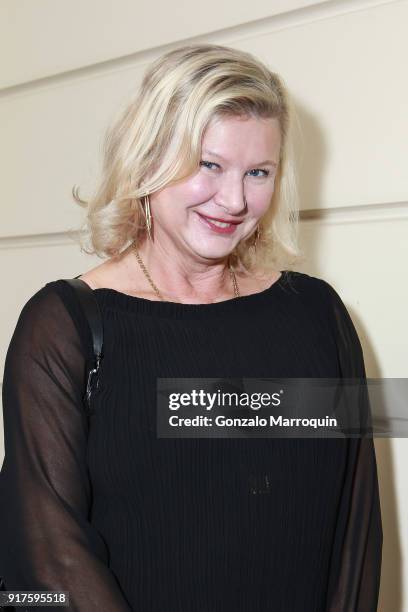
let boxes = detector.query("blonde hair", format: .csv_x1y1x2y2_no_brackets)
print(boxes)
73,43,303,273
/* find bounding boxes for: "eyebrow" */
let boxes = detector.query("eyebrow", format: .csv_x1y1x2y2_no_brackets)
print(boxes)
202,149,278,167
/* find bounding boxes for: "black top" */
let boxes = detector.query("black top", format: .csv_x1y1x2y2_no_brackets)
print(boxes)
0,270,382,611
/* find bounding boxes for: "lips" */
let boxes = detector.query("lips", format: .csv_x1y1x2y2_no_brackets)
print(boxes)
196,213,243,225
196,212,242,235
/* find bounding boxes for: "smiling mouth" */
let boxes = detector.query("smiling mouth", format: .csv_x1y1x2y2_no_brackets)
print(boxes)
196,212,243,234
196,213,243,228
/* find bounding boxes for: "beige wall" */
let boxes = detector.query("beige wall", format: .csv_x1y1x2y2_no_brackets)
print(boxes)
1,1,407,609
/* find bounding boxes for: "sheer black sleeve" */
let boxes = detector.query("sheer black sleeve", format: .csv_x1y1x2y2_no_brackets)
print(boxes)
0,283,131,611
322,281,383,611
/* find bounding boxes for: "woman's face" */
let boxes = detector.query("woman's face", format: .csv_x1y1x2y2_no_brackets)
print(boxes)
149,114,281,263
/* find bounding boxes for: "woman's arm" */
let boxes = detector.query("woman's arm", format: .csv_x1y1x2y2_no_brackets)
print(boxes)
322,281,383,611
0,285,131,611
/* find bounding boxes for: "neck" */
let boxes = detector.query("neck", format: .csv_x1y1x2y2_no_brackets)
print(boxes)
121,240,238,303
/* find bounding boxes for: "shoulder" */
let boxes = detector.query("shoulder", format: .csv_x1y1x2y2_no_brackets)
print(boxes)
283,271,363,350
10,280,94,362
19,280,85,323
279,270,352,329
280,270,338,301
15,282,65,331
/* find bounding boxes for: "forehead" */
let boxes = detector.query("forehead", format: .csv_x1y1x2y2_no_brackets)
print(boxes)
202,115,281,157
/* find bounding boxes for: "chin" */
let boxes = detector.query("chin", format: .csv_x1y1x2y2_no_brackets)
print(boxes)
189,244,235,262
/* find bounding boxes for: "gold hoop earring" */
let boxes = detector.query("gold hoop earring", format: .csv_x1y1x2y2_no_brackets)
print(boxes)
142,192,153,241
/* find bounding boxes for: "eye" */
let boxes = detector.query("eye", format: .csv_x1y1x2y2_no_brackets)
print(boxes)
200,160,219,170
199,160,270,178
248,168,270,178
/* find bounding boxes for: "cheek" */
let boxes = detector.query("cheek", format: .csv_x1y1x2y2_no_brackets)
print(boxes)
249,188,275,217
181,176,214,202
157,178,213,224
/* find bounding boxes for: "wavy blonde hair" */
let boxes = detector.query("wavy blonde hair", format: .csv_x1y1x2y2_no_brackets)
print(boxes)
73,43,303,273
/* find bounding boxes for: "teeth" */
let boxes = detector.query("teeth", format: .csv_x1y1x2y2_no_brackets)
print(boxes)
207,218,232,228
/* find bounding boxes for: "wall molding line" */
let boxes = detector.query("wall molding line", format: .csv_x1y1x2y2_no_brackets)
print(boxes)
0,230,83,250
0,201,406,249
0,0,398,99
0,202,408,250
300,200,408,224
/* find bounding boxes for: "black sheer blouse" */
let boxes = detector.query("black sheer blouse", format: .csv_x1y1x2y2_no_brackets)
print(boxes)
0,271,382,611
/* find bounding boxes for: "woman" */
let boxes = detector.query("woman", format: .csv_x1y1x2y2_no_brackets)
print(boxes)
0,44,382,611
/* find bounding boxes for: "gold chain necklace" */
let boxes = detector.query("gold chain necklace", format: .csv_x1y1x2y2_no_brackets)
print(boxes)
132,244,240,301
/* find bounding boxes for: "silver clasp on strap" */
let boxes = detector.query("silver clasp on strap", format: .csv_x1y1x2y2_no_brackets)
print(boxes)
85,353,102,413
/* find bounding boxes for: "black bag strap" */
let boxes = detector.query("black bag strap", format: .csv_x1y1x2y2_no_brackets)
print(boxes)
62,277,104,413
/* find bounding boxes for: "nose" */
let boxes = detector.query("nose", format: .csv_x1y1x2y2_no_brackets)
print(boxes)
214,177,248,216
